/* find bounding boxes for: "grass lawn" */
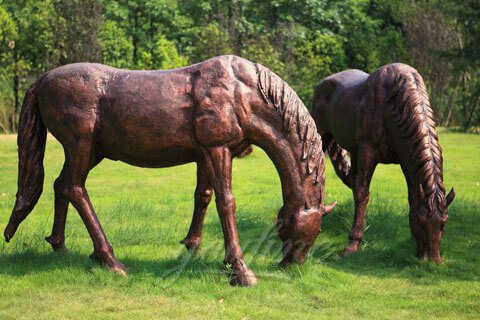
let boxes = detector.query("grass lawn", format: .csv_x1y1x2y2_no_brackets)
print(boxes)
0,131,479,319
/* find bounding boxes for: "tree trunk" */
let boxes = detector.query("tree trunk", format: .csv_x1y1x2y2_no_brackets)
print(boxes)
228,1,240,55
444,75,461,127
464,92,479,129
132,8,139,67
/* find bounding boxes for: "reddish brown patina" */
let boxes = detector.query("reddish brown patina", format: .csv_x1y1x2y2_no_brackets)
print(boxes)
312,63,455,262
4,55,335,286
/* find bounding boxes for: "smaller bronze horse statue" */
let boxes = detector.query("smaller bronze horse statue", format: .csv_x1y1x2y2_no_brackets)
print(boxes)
5,55,335,286
312,63,455,262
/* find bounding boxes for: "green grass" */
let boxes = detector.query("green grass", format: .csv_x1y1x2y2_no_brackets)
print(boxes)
0,132,479,319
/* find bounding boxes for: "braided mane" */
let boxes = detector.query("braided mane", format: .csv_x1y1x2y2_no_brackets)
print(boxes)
386,64,446,215
257,65,324,183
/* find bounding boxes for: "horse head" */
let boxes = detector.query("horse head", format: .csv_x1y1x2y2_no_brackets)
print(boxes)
276,192,336,266
410,186,455,263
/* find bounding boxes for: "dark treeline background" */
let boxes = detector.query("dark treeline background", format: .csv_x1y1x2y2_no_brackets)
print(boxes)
0,0,478,132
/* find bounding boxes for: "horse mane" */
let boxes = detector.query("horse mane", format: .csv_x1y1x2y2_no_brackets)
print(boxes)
383,64,447,215
256,64,324,184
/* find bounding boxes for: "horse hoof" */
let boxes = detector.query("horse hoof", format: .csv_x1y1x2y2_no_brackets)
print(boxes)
89,252,128,276
279,257,294,268
228,260,258,287
341,242,360,257
45,236,67,252
180,237,201,253
111,264,128,276
229,268,258,287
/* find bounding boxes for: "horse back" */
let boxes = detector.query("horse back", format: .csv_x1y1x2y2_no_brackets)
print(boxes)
37,63,201,167
312,69,368,149
35,57,259,167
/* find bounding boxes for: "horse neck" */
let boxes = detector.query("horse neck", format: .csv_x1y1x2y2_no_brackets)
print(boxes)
251,64,325,211
386,66,447,211
400,158,423,205
400,150,445,211
247,116,323,212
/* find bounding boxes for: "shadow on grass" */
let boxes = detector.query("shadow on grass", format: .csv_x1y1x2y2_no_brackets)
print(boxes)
312,198,480,282
0,249,93,276
0,211,282,283
0,198,477,284
0,244,284,287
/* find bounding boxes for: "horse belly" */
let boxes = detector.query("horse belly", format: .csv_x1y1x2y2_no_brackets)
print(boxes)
98,94,199,168
103,145,200,168
327,98,357,151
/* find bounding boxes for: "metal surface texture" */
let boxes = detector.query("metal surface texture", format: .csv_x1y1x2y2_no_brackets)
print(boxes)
5,55,335,286
312,63,455,262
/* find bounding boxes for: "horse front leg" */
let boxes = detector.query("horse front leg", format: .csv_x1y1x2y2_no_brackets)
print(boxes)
201,146,257,287
342,144,378,256
180,160,213,252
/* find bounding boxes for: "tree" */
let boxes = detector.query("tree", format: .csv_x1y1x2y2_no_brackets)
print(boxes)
443,0,480,129
0,5,17,131
53,0,102,64
138,35,188,69
0,0,478,131
99,20,134,68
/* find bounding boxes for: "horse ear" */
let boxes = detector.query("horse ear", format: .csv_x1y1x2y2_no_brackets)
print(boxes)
446,188,455,207
323,201,337,216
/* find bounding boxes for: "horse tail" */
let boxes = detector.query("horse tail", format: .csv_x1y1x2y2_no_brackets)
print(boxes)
385,64,446,213
5,75,47,241
326,140,352,189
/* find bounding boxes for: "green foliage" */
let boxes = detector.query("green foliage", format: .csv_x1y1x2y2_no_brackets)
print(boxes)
441,0,480,128
292,32,346,106
20,1,62,71
0,6,16,62
138,35,188,69
53,0,102,64
0,6,16,131
0,0,478,131
99,20,133,68
240,34,284,74
186,22,233,62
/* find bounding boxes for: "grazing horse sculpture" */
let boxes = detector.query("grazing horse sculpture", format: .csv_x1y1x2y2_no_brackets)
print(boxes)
4,55,335,286
311,63,455,262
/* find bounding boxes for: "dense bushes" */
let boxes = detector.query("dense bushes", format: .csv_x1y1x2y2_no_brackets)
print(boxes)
0,0,478,132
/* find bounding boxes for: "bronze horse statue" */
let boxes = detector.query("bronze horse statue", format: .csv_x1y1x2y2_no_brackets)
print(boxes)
4,55,335,286
311,63,455,262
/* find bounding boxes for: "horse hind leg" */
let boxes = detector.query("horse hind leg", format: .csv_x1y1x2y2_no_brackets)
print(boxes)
63,138,126,275
328,140,353,189
45,166,69,251
180,160,213,252
45,155,104,252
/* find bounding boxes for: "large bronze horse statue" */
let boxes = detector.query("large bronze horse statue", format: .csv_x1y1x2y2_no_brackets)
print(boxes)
4,55,335,286
311,63,455,262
